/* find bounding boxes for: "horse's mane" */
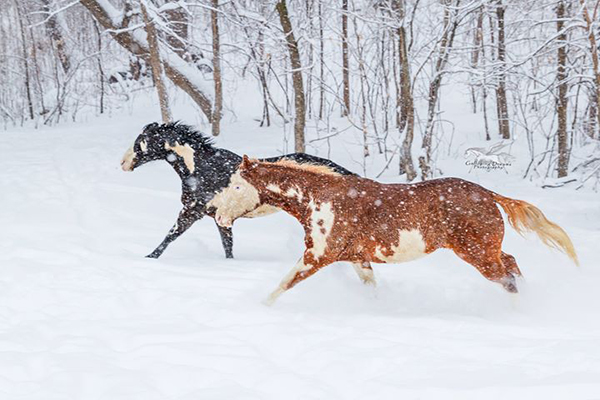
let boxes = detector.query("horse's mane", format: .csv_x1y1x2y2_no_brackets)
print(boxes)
269,159,341,176
145,121,215,149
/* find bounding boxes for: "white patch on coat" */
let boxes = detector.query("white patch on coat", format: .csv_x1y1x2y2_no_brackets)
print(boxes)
209,170,261,227
308,200,335,260
374,229,426,263
266,184,282,193
244,204,279,218
140,140,148,153
121,145,136,171
164,142,195,173
285,187,303,201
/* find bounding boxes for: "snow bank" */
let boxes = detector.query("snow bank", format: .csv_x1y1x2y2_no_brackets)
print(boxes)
1,104,599,399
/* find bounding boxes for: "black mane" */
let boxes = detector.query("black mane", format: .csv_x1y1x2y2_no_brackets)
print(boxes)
145,121,216,149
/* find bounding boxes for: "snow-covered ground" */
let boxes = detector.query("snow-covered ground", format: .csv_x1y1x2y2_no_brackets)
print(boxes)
1,101,599,399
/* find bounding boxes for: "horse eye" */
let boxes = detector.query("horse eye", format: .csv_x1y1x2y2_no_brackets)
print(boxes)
235,186,241,190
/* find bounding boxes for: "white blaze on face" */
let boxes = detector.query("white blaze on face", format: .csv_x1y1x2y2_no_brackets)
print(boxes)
374,229,426,263
210,170,261,227
140,140,148,153
164,141,195,173
308,200,335,260
121,145,136,171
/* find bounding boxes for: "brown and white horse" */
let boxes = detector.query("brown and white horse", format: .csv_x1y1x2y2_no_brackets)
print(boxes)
210,156,578,305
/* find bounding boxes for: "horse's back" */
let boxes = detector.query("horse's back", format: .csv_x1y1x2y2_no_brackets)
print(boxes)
264,153,357,176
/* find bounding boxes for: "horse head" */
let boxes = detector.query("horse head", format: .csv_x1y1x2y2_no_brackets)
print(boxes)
121,122,170,171
121,122,213,174
211,156,263,227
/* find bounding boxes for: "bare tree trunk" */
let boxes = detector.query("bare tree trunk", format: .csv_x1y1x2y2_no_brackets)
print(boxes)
23,9,46,116
470,8,484,114
354,18,369,160
141,3,172,123
164,1,189,57
579,0,600,133
276,0,306,152
15,1,34,120
391,0,417,180
258,29,271,127
478,7,491,141
398,22,416,179
380,32,390,147
341,0,350,116
81,0,212,121
392,35,401,128
93,21,105,114
556,0,569,177
305,0,314,119
318,0,325,120
495,0,510,139
419,0,461,180
40,0,70,74
211,0,222,136
590,91,598,139
231,1,271,127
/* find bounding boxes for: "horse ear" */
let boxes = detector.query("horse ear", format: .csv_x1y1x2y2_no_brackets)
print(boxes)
241,155,251,169
143,122,159,134
241,155,259,172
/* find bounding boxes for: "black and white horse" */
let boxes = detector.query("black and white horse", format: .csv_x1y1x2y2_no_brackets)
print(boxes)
120,122,355,259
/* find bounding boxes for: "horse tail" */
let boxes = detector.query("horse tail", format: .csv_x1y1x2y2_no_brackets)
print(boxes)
492,193,579,266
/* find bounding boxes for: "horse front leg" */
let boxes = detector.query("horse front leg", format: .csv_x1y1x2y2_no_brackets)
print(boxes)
265,255,328,306
214,219,233,259
352,261,376,286
146,207,202,258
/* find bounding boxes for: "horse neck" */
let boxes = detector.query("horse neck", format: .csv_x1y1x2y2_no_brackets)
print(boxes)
165,140,207,182
256,168,329,216
168,157,194,181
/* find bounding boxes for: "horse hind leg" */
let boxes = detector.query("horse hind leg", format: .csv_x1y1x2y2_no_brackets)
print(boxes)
452,243,518,293
501,251,522,277
352,262,376,286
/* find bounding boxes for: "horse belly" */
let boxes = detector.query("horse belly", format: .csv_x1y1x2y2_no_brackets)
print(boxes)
371,229,427,264
243,204,279,218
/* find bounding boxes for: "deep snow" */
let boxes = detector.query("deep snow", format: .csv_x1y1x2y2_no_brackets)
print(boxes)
1,102,599,399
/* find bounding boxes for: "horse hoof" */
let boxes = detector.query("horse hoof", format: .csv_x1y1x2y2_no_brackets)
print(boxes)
146,253,160,259
505,283,518,293
225,254,234,259
363,278,377,287
496,274,518,293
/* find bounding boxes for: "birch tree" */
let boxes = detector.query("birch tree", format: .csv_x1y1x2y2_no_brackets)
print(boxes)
276,0,306,152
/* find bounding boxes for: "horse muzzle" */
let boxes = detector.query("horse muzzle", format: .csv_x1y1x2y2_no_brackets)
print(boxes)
215,213,233,228
121,146,136,171
120,159,135,171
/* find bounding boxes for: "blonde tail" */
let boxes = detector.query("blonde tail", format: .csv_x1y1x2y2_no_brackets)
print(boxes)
493,194,579,266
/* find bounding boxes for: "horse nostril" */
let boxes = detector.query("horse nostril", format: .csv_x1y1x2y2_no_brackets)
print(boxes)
216,215,230,227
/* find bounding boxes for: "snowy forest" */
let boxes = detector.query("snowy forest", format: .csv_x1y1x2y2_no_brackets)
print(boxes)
1,0,600,185
1,1,600,399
